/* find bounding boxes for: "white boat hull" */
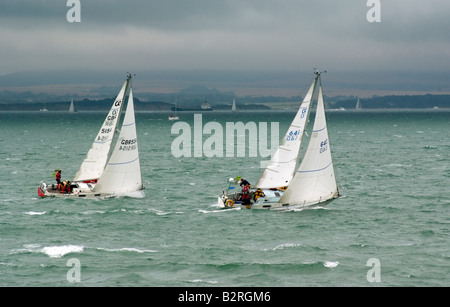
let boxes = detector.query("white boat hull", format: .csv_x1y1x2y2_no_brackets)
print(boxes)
218,188,339,211
38,181,116,199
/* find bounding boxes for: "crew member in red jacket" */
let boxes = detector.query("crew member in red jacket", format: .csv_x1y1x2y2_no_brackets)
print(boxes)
55,169,62,185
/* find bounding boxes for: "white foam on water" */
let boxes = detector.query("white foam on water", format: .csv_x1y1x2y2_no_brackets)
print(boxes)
41,245,84,258
324,261,339,268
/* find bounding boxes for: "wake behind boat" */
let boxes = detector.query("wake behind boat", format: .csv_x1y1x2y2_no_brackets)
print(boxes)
38,74,143,198
218,70,340,210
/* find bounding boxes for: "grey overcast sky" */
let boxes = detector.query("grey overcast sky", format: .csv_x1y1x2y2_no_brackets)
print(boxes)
0,0,449,96
1,0,449,73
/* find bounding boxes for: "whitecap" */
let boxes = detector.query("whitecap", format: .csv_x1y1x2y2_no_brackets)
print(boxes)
271,243,302,251
25,211,46,215
188,279,219,284
150,209,173,216
324,261,339,268
97,247,157,253
80,210,106,215
41,245,84,258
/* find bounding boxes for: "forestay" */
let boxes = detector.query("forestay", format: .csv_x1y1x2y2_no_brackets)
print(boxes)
255,76,318,189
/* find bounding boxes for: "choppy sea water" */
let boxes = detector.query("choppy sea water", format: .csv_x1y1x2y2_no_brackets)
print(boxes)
0,109,449,287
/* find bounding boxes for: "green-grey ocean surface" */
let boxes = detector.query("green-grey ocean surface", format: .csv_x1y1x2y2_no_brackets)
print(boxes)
0,109,449,287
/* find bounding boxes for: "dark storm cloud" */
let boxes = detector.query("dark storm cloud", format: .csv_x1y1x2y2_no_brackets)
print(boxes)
0,1,449,74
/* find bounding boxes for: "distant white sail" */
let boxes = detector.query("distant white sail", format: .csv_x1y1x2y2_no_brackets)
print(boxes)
232,98,237,111
255,77,318,189
94,88,142,194
72,78,130,182
69,98,76,113
279,83,338,206
356,97,361,110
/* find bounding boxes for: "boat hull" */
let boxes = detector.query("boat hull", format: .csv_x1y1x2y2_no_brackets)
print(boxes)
218,188,339,211
37,181,115,199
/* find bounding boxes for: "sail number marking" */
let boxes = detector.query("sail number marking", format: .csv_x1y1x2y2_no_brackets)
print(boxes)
119,138,137,151
105,110,118,127
300,107,307,118
287,129,300,141
320,139,328,153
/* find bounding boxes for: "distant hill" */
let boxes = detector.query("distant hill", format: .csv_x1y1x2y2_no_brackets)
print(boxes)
0,97,173,112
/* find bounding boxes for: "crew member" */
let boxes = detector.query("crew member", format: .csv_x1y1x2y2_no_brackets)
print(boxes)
241,182,250,207
240,178,250,188
55,169,62,185
253,189,265,201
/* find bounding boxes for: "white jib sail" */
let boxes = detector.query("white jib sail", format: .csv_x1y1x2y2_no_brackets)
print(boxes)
72,79,129,182
279,83,338,206
94,88,142,194
69,98,75,113
255,76,318,189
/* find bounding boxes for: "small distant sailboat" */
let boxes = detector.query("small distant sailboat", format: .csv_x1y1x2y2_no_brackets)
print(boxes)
356,97,362,110
169,98,180,121
231,98,237,111
69,98,76,113
38,73,143,198
40,103,48,112
218,70,339,210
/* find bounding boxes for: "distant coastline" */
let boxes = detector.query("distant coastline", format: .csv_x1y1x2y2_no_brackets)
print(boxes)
1,93,449,111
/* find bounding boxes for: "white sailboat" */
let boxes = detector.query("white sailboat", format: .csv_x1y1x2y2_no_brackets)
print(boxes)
40,103,48,112
69,98,76,113
355,97,362,110
169,98,180,121
38,74,143,198
231,98,237,111
218,70,339,210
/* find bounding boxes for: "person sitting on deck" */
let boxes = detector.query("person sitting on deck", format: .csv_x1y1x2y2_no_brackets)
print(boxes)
253,189,265,201
59,180,66,193
63,180,71,194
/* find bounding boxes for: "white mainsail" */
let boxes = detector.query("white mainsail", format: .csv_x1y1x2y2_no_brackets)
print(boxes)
232,98,237,111
94,88,142,194
356,97,361,110
69,98,76,113
255,76,318,189
72,78,130,182
278,82,338,207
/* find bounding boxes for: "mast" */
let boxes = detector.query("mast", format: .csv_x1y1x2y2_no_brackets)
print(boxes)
279,71,338,206
255,72,319,189
72,74,132,182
